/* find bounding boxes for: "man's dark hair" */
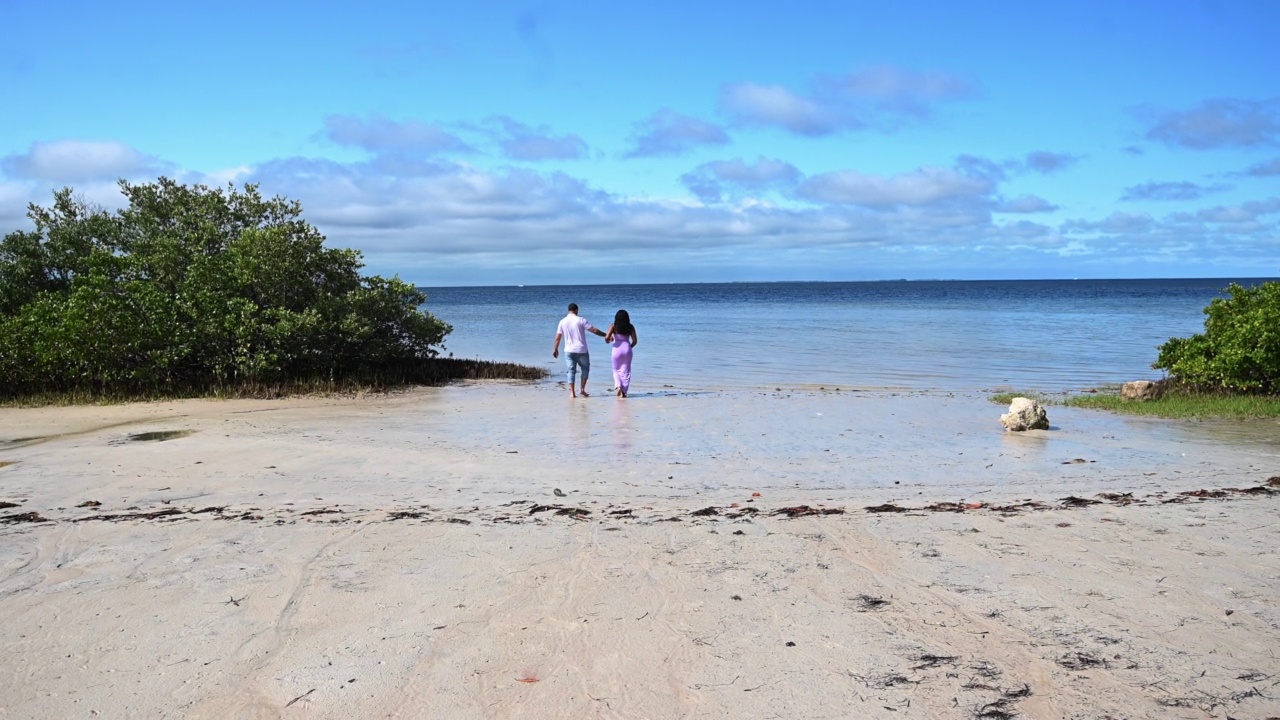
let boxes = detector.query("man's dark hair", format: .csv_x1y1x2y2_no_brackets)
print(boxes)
568,303,578,312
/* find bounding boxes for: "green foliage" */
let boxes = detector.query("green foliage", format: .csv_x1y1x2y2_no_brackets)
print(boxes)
0,178,455,400
1154,282,1280,393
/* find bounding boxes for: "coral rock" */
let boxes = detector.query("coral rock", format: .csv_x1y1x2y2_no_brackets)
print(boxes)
1000,397,1049,431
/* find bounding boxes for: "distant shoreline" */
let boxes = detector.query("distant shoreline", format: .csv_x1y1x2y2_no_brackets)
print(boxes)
416,275,1278,290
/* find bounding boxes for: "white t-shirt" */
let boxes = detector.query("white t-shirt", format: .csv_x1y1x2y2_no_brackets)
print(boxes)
557,314,595,354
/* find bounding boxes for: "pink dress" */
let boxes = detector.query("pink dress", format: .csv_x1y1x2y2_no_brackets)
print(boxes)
610,331,633,393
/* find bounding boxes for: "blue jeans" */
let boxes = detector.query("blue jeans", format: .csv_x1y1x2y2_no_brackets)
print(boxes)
565,352,590,384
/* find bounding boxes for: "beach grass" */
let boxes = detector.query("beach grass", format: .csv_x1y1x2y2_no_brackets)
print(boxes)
1065,390,1280,419
0,358,548,408
990,386,1280,419
988,391,1054,405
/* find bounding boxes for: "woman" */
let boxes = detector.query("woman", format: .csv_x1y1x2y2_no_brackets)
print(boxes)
604,309,638,398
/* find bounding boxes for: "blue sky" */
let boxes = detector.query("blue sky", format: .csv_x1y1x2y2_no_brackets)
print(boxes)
1,0,1277,285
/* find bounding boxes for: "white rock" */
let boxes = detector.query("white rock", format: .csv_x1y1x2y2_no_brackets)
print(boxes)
1121,380,1161,401
1000,397,1049,431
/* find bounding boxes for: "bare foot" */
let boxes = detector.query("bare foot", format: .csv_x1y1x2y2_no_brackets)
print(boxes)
580,390,590,397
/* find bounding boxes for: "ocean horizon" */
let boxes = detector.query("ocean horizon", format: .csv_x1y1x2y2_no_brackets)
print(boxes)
423,277,1277,393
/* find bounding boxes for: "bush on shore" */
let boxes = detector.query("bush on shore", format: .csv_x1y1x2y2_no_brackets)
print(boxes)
0,178,517,402
1154,281,1280,394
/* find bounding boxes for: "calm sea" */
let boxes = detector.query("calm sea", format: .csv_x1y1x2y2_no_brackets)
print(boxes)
422,279,1274,393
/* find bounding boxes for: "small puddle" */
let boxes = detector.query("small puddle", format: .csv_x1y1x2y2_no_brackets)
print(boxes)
127,430,195,443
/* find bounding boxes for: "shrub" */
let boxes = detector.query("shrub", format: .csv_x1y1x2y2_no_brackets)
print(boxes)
1154,281,1280,393
0,178,452,399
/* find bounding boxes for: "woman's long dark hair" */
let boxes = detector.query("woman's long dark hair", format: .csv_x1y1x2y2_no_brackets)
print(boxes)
613,309,634,336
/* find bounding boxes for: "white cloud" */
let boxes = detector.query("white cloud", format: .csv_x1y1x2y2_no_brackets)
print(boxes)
1121,181,1230,202
488,116,588,161
1,140,164,183
719,83,839,136
1063,211,1155,234
1243,157,1280,177
624,110,729,158
825,65,975,116
995,195,1057,213
0,181,31,227
995,220,1057,239
1193,197,1280,224
797,166,993,207
680,157,801,202
324,114,473,154
1139,98,1280,149
720,65,975,137
1022,151,1080,174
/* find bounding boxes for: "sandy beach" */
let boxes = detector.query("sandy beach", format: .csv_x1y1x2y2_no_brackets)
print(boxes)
2,383,1279,719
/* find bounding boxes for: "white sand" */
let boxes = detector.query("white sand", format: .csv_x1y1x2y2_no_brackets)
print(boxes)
2,384,1279,719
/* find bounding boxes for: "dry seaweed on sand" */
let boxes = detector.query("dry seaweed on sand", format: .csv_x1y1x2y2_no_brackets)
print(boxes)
865,503,909,513
1,511,51,524
1057,651,1108,670
1160,485,1279,503
72,507,185,522
528,504,590,518
1180,489,1230,498
988,500,1050,513
853,594,891,611
388,510,428,520
771,505,845,518
1059,496,1102,507
690,506,720,517
975,684,1032,719
910,653,959,670
847,672,918,689
1095,492,1141,504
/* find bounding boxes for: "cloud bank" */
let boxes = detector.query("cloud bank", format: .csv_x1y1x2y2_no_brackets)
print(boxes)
2,87,1276,283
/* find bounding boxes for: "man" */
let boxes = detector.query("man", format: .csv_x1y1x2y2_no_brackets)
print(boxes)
552,303,606,398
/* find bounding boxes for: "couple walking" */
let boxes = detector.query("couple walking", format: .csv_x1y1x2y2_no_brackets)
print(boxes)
551,303,638,398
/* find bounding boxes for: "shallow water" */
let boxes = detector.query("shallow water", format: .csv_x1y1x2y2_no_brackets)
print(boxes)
391,385,1280,501
424,278,1273,393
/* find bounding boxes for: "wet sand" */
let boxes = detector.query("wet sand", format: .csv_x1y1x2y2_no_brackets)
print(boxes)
2,384,1279,719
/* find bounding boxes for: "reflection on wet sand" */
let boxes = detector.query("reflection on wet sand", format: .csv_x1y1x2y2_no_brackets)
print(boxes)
607,396,633,453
